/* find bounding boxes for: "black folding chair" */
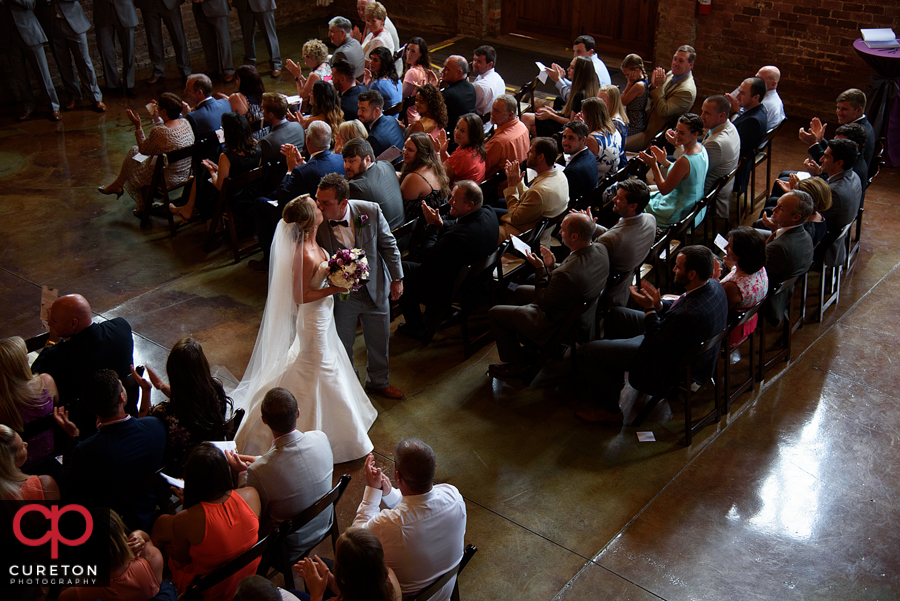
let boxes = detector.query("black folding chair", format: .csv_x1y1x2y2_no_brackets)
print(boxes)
409,544,478,601
178,532,272,601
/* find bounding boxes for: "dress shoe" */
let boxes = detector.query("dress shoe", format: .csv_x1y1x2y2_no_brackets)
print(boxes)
487,362,531,380
17,110,34,122
97,184,123,199
223,73,235,83
575,407,625,425
125,88,137,98
248,259,268,273
62,99,76,111
145,75,162,85
271,69,282,78
365,384,405,400
93,101,107,113
50,111,62,122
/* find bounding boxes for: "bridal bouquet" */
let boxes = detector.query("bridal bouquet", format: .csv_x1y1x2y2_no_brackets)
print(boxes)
327,248,369,299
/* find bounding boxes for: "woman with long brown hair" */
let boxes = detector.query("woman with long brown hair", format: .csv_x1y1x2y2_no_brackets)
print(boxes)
400,132,449,221
407,84,447,144
523,56,599,137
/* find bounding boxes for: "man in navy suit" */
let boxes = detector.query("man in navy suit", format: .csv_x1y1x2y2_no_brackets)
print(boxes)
183,74,230,139
332,60,363,122
577,245,728,424
440,55,477,138
731,77,768,194
561,120,598,203
357,89,405,164
799,88,875,168
54,369,166,530
250,121,344,272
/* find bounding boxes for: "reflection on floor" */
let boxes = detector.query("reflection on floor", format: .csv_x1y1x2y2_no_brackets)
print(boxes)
1,19,899,601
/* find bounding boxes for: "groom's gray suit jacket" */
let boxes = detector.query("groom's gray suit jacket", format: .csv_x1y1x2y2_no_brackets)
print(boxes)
316,200,403,306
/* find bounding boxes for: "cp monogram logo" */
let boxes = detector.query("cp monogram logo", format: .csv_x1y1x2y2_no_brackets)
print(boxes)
12,504,94,559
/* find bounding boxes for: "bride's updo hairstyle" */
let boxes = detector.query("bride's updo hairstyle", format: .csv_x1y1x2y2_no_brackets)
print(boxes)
283,195,316,233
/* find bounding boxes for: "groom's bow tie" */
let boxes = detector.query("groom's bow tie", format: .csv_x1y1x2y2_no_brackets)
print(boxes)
330,219,349,227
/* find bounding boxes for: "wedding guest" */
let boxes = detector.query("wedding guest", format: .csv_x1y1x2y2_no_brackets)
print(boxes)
0,425,60,501
0,337,58,472
437,113,486,185
327,16,364,79
796,177,831,247
299,81,344,135
285,39,332,108
295,528,401,601
580,97,622,180
599,85,628,167
336,120,368,154
484,95,530,177
399,133,449,221
408,84,448,144
620,54,649,137
58,511,163,601
361,2,394,60
524,56,598,138
145,337,232,477
402,37,432,124
364,46,402,109
714,226,768,345
331,60,364,123
171,112,262,222
226,65,268,132
151,443,261,601
343,138,405,229
97,93,195,218
357,89,405,163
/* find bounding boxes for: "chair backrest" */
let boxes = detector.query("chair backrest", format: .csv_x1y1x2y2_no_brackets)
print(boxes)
512,78,538,117
755,121,783,154
409,544,478,601
726,298,765,348
222,408,245,442
179,531,272,601
868,137,886,186
391,218,418,240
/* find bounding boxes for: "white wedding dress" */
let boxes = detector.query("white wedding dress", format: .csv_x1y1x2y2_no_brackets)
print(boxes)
232,222,378,463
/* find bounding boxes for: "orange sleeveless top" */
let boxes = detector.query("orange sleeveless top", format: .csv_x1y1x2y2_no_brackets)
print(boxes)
74,557,161,601
19,475,44,500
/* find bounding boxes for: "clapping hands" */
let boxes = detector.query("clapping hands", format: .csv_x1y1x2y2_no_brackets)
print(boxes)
651,66,666,88
503,160,523,188
799,117,826,145
524,245,555,271
630,280,662,311
422,201,442,228
295,556,333,601
281,143,304,171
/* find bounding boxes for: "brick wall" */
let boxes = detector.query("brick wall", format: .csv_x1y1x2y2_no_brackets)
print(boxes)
653,0,900,119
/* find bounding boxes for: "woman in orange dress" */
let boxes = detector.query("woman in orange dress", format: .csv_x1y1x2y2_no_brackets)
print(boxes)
0,424,59,501
151,443,261,601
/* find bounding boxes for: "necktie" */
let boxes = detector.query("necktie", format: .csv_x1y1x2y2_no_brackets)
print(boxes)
330,220,348,228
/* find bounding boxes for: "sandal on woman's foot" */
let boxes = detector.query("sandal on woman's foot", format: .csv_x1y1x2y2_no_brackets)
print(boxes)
168,203,197,224
98,184,123,199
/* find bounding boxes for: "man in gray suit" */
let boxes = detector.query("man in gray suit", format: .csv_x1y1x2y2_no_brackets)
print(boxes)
136,0,191,85
93,0,139,94
227,388,333,559
342,138,405,229
192,0,234,82
589,180,656,307
36,0,106,113
489,213,609,379
3,0,61,121
258,92,305,163
685,95,739,219
328,16,364,80
316,173,405,400
760,190,814,325
233,0,281,77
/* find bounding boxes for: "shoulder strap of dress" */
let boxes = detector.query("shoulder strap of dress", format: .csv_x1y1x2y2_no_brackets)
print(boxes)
412,170,436,192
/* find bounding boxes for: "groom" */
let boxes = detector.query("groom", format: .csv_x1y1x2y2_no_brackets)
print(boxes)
316,173,406,400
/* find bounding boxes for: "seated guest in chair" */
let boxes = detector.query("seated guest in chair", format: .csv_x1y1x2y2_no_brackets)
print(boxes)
97,92,194,218
258,92,305,164
357,89,405,164
363,46,403,109
32,294,134,436
484,94,530,178
713,226,768,347
331,60,364,122
730,77,768,194
352,439,466,601
439,55,477,138
0,424,60,500
54,369,166,530
343,138,405,229
399,133,450,222
638,113,708,229
576,246,728,424
182,74,231,139
438,113,487,185
489,213,609,380
498,137,569,244
151,443,261,601
251,121,344,272
226,388,333,561
561,120,599,203
397,180,499,341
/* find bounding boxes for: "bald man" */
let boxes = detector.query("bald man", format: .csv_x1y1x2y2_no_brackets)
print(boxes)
440,55,477,138
728,65,785,130
32,294,134,431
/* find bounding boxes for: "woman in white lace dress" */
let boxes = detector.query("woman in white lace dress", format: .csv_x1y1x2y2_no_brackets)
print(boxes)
232,196,378,463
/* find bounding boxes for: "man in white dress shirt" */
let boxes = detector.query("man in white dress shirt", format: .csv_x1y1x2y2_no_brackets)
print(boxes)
471,45,505,130
549,34,611,102
227,388,334,560
353,438,466,601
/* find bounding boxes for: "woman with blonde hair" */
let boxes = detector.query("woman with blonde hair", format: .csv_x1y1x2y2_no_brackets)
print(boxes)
796,176,831,246
599,84,628,167
579,97,622,179
59,510,163,601
0,424,59,500
400,132,449,221
0,336,58,471
336,120,369,154
285,39,332,108
523,56,599,137
620,54,649,136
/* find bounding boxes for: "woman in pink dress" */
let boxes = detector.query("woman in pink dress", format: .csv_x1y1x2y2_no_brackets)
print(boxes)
402,37,433,125
715,226,769,347
407,84,447,144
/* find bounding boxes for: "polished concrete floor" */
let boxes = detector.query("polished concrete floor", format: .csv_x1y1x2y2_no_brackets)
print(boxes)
2,20,900,601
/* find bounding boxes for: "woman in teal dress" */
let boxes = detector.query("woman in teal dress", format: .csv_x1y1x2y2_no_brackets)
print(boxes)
638,113,708,228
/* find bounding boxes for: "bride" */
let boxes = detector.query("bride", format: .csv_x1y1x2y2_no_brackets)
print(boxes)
232,195,378,463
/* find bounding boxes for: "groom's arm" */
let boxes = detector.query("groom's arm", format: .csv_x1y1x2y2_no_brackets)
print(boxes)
374,203,404,282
